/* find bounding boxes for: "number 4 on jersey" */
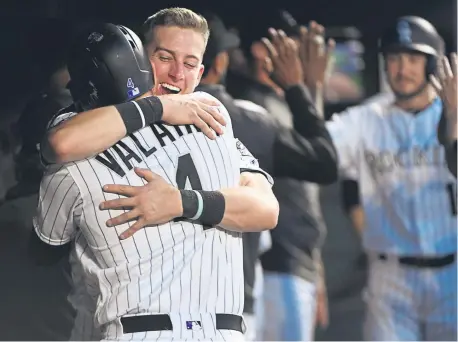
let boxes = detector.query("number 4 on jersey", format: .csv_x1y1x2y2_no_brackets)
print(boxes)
175,153,212,230
176,154,202,190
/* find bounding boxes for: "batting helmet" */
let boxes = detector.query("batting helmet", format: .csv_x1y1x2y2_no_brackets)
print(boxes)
67,23,154,111
379,16,445,76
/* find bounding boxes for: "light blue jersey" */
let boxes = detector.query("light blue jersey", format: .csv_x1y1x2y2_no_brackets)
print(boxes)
327,97,457,256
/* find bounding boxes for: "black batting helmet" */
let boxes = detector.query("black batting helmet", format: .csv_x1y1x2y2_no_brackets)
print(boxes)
67,23,154,111
379,16,445,76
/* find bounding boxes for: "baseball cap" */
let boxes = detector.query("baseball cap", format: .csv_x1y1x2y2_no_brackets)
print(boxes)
202,13,240,68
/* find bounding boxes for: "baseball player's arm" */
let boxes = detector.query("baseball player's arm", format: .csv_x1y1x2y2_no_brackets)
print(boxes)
216,139,277,231
341,179,365,235
29,165,82,264
274,84,338,184
216,170,278,231
438,108,458,177
100,165,278,239
273,123,338,184
41,93,225,164
233,100,336,184
444,142,457,178
261,29,339,183
325,106,364,177
432,53,457,177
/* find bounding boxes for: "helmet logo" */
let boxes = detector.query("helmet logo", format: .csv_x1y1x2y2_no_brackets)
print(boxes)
88,32,104,44
127,78,135,88
397,20,412,44
127,78,140,99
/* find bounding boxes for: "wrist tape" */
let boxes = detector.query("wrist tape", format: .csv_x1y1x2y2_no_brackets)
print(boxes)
115,96,163,135
179,190,225,226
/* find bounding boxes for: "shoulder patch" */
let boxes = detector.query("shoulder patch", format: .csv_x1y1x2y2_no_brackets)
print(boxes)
236,139,253,157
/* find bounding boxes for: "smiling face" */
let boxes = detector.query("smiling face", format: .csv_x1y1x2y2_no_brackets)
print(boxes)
146,25,206,95
385,51,428,98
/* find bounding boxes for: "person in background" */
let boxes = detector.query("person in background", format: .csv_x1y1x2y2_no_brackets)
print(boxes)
230,11,336,341
324,16,457,341
341,92,395,234
197,13,338,340
7,59,72,200
0,52,75,342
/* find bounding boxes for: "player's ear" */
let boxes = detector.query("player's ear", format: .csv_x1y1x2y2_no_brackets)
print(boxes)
196,63,205,86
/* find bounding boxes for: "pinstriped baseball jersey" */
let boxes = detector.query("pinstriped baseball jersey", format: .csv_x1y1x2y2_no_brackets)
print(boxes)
68,232,102,341
34,92,273,339
326,97,457,256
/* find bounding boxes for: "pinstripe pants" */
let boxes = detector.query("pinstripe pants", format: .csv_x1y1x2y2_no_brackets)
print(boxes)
364,253,457,341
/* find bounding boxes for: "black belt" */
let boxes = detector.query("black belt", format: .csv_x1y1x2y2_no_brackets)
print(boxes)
378,253,456,268
121,314,244,334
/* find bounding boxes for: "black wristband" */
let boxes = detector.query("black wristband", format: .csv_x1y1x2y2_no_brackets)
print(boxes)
115,96,163,135
115,102,143,134
179,190,225,226
197,190,225,226
179,190,199,218
136,96,163,125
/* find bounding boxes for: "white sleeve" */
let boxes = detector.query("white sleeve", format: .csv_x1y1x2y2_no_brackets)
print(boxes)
236,139,274,186
39,111,79,166
325,106,364,178
33,165,82,245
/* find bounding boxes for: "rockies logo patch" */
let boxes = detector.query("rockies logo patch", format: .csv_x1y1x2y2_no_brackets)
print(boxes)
236,139,253,157
88,32,104,43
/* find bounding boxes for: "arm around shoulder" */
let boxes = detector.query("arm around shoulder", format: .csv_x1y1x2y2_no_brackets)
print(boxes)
41,106,127,164
218,171,279,232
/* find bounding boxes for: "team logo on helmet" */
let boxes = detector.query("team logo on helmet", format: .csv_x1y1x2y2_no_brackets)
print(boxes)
87,32,104,44
127,78,135,88
126,78,140,99
397,20,412,44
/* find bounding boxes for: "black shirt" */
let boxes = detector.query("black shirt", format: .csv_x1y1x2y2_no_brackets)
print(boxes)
197,82,337,310
7,90,73,200
226,73,337,282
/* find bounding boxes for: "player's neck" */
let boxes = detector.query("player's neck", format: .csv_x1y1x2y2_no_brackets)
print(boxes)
394,87,436,114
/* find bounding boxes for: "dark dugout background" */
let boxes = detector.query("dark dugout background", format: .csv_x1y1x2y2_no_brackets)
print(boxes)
0,0,455,340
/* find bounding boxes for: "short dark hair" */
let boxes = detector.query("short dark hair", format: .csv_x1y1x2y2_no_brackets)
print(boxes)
142,7,210,47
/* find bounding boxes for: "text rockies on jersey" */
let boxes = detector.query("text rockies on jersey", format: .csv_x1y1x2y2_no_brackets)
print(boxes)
326,97,457,256
34,95,273,339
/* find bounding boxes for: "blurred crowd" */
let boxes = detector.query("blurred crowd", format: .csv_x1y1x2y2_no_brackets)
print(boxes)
0,6,456,342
